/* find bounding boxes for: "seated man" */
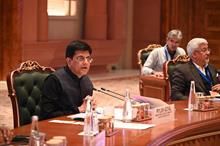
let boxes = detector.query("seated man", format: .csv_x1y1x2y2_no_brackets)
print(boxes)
141,29,186,76
40,40,96,119
171,38,220,100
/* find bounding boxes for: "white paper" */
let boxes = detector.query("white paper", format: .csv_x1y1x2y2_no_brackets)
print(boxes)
49,119,154,130
184,108,193,111
211,98,220,102
114,120,155,130
67,113,86,119
49,120,84,125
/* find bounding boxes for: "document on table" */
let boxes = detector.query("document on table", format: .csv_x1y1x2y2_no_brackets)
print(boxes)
114,120,155,130
67,113,86,119
49,119,154,130
49,120,84,125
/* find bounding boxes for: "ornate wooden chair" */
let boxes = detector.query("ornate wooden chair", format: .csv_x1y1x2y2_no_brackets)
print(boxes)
163,55,190,100
7,60,55,128
137,44,162,69
163,55,190,80
138,44,168,101
139,55,189,101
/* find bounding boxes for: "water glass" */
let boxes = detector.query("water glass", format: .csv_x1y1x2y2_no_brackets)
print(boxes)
0,124,13,144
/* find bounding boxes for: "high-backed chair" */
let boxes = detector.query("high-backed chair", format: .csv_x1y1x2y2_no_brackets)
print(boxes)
137,44,162,69
139,55,189,101
7,60,55,128
163,55,190,100
163,55,190,80
138,44,166,101
138,44,168,101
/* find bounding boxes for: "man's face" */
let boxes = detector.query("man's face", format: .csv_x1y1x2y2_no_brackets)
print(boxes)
166,38,181,52
66,50,92,77
193,43,210,66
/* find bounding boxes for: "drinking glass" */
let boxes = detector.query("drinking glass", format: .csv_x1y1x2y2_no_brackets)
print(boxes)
0,124,13,144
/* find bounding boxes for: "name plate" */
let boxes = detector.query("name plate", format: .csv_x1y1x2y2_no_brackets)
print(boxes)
151,104,175,122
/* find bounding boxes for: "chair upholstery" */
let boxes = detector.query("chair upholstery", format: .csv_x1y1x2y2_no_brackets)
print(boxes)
7,60,55,128
163,55,190,100
163,55,190,80
137,44,162,68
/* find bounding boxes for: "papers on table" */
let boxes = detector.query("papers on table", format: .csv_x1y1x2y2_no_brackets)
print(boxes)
67,113,86,119
209,91,220,97
114,121,155,130
50,119,154,130
211,98,220,102
49,119,84,125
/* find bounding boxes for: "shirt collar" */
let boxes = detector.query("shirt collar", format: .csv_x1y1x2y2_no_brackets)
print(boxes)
192,62,208,75
64,65,81,80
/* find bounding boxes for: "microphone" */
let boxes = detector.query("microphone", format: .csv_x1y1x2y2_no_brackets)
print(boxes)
93,88,124,101
101,87,124,97
94,87,139,104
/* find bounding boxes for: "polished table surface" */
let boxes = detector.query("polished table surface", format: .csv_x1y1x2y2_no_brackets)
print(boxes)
9,100,220,146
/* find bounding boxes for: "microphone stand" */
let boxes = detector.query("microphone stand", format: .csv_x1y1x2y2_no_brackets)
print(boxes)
93,88,124,101
94,88,139,104
101,87,124,97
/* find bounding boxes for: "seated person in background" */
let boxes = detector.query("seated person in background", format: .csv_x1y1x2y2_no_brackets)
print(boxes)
171,38,220,100
40,40,96,119
141,29,186,77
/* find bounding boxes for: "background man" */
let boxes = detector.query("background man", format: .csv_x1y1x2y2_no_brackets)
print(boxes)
142,29,186,76
40,40,95,119
171,38,220,100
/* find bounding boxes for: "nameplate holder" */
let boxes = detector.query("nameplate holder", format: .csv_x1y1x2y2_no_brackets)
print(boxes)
151,104,175,123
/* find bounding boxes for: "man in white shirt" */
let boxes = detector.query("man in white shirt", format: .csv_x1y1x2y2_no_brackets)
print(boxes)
142,29,186,76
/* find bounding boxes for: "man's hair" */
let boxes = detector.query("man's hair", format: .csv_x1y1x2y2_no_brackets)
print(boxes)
187,38,208,57
167,29,183,40
65,40,92,58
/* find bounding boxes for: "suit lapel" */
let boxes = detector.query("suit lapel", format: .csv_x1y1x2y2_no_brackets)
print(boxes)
189,62,207,92
207,65,217,84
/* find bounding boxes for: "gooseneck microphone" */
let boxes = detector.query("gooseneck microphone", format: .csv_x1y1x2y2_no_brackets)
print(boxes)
100,87,124,97
93,88,124,101
94,87,139,104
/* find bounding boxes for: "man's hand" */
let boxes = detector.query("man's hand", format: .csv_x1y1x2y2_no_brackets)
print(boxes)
212,84,220,93
151,71,164,78
78,100,86,113
78,96,97,113
90,97,97,110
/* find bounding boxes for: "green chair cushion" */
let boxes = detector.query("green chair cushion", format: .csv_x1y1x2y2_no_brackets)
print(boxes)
14,71,50,125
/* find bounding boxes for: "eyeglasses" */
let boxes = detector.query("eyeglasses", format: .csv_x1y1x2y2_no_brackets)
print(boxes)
75,56,93,63
197,48,211,53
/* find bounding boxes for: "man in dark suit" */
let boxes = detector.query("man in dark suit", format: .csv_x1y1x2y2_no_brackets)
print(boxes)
40,40,96,119
171,38,220,100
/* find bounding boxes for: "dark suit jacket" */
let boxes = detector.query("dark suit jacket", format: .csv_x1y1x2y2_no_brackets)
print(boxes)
171,61,219,100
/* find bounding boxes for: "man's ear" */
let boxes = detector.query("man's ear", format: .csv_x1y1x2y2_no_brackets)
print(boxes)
66,57,71,65
191,51,198,59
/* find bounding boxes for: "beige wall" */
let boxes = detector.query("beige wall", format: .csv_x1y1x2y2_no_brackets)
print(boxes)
0,0,162,80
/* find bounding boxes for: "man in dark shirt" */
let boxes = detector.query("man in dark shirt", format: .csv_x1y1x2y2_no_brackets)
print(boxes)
40,40,95,119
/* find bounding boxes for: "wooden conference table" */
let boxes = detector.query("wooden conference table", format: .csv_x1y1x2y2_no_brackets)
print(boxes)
10,101,220,145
